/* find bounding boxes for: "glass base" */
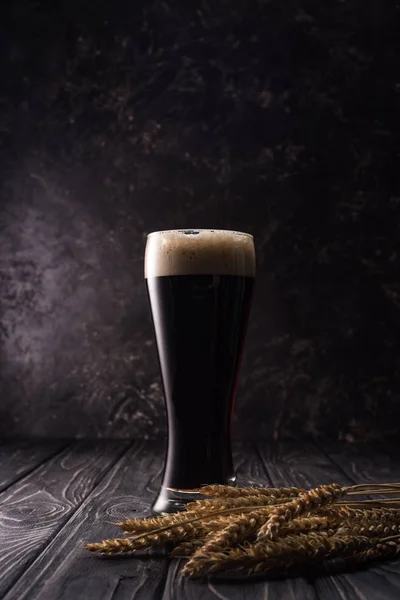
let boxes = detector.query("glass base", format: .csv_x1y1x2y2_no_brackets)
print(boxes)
151,474,237,515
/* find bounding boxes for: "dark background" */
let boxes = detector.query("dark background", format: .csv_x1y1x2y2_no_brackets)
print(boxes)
0,0,399,441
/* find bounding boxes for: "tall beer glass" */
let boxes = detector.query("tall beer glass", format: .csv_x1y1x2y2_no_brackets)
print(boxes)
145,229,255,514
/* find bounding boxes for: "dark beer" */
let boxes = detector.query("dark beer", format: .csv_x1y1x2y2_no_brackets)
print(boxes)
145,230,255,513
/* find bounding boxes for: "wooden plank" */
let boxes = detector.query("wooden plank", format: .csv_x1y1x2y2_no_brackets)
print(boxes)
0,440,66,493
10,442,400,600
162,442,319,600
3,440,169,600
0,440,129,599
257,442,400,600
163,563,318,600
320,442,400,485
256,441,351,489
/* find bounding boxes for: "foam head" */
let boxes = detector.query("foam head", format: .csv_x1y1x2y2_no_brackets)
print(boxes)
145,229,255,278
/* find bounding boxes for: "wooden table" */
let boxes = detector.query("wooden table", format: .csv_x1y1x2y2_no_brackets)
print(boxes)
1,439,399,599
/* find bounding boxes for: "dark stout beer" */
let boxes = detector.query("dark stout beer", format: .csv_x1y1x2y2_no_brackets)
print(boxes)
145,230,255,513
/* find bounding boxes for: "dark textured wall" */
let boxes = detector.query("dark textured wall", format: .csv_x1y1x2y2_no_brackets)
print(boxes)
0,0,399,441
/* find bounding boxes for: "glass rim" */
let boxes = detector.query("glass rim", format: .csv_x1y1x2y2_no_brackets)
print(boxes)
146,229,254,239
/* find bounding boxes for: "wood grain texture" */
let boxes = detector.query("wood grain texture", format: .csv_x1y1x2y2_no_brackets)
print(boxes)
162,441,319,600
4,441,400,599
256,441,351,489
3,440,169,600
257,442,400,600
0,440,66,493
0,440,129,598
321,442,400,485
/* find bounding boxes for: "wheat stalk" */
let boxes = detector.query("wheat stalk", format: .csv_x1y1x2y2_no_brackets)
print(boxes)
85,481,400,578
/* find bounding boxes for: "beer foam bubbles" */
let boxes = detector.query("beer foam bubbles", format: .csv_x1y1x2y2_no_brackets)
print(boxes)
145,229,255,278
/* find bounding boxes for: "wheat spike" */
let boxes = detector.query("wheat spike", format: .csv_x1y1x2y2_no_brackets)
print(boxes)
337,521,400,538
170,540,205,557
282,516,331,534
86,520,205,554
257,483,344,541
324,505,400,522
117,504,400,536
182,532,374,577
183,508,272,575
186,494,287,513
87,503,273,555
116,499,272,536
333,539,400,570
116,512,201,534
197,485,304,499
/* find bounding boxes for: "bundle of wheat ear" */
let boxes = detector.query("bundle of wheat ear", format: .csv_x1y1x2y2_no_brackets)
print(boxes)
85,483,400,578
